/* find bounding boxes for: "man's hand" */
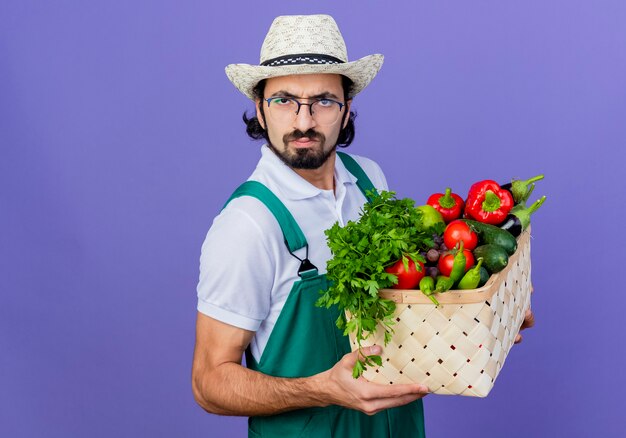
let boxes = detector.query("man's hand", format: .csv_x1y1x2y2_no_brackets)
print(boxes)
514,308,535,344
192,313,427,417
315,345,429,416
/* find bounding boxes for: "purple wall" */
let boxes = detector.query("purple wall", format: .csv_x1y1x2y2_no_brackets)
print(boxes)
2,1,625,437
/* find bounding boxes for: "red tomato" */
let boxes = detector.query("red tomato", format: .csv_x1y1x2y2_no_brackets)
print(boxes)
385,258,425,289
443,220,478,251
437,250,475,277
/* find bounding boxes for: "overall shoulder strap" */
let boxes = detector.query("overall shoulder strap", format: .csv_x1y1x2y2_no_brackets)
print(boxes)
336,152,378,202
223,181,308,253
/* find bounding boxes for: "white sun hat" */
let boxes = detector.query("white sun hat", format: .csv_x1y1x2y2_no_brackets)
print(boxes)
225,14,384,100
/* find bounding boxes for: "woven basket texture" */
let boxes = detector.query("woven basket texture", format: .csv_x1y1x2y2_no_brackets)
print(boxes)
348,229,532,397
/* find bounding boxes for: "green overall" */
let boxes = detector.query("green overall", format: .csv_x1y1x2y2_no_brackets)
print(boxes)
224,152,425,438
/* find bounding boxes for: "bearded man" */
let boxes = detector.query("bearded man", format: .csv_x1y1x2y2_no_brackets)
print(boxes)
192,14,429,437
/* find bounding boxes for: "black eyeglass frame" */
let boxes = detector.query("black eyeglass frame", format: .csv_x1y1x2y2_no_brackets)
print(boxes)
264,96,345,117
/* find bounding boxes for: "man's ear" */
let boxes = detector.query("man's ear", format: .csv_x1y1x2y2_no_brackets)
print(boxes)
342,99,352,129
255,99,266,130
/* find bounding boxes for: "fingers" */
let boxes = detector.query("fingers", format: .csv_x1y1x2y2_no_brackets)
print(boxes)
342,345,382,368
343,345,428,395
514,309,534,344
353,378,428,416
359,345,382,360
360,392,427,416
332,345,428,407
520,308,535,330
361,379,429,400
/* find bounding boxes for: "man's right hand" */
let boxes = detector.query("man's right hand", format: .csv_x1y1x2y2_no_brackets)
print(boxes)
314,345,429,416
193,313,427,417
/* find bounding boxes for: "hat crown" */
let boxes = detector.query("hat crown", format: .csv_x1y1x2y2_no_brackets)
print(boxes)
260,15,349,64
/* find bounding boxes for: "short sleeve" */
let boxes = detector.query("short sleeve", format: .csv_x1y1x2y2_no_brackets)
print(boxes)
196,201,276,331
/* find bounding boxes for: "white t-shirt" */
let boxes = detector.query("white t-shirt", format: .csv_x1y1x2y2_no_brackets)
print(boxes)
196,145,388,362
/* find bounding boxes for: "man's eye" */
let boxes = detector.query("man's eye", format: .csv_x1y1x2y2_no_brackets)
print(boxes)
317,99,334,107
272,98,292,105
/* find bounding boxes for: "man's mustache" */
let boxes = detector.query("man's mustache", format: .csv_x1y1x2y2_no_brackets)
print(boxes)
283,129,325,143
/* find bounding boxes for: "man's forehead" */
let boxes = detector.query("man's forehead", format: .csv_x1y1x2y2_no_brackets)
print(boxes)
264,73,343,96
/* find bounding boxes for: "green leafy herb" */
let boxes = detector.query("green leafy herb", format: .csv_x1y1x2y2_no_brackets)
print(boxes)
316,190,436,377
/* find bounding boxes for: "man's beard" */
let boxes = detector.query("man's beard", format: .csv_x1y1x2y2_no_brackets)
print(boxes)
267,129,336,170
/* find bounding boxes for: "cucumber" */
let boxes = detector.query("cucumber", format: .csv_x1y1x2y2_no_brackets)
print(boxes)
477,266,490,287
463,219,518,256
473,244,509,274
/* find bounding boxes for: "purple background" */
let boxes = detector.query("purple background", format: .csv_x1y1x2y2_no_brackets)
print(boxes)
2,1,625,437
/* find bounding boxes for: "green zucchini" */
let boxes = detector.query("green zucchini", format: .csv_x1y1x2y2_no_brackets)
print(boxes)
463,219,518,255
477,266,491,287
473,244,509,274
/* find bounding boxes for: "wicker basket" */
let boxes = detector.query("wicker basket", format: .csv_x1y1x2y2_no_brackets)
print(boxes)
348,228,533,397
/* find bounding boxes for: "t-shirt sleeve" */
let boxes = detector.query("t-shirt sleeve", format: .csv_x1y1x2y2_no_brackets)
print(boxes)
368,159,389,192
196,201,275,332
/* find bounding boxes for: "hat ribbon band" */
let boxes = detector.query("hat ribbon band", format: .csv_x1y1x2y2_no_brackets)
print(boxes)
261,53,345,67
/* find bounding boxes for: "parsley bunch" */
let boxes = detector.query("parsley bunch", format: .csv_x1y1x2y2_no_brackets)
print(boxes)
316,190,438,378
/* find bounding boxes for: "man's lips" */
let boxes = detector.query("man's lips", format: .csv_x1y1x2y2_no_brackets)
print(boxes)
291,137,319,147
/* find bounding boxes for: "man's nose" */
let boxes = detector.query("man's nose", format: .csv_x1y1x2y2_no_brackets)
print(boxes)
294,103,317,131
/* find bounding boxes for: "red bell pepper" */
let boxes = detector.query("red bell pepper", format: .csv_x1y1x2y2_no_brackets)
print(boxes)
426,188,464,223
464,180,514,224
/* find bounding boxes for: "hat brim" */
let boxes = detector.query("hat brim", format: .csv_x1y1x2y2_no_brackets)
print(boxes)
225,54,384,100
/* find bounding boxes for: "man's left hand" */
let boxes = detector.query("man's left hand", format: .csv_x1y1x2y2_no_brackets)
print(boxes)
514,308,535,344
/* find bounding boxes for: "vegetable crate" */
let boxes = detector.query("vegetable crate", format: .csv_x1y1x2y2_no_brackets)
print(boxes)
348,228,533,397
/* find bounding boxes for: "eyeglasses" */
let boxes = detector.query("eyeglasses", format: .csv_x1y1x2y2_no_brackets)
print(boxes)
264,96,345,126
